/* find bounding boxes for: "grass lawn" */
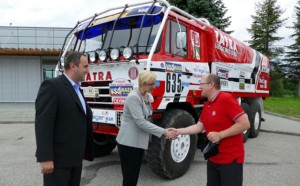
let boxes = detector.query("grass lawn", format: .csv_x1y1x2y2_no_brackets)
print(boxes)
264,97,300,118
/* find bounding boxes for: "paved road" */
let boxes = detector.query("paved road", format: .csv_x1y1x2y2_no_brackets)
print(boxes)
0,113,300,186
262,112,300,135
1,102,300,135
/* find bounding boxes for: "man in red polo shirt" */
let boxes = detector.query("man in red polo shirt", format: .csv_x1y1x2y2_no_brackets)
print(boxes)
175,73,250,186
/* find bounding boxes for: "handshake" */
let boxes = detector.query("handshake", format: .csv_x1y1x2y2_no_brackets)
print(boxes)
163,128,180,140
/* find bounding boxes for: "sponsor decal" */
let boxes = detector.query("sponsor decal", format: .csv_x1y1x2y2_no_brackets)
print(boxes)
193,66,208,74
92,109,116,124
259,77,267,89
86,71,112,81
128,67,139,80
220,79,229,87
112,97,126,104
127,6,162,16
192,64,209,84
214,29,237,56
261,66,270,73
109,79,134,97
239,71,245,78
165,62,182,73
216,68,229,79
82,86,99,98
191,30,200,60
239,71,245,90
184,67,191,73
239,79,245,90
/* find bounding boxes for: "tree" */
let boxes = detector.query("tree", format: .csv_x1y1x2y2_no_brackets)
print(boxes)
169,0,232,33
247,0,287,97
247,0,287,59
284,0,300,96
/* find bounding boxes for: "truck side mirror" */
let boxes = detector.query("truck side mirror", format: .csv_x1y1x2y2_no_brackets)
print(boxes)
176,31,187,49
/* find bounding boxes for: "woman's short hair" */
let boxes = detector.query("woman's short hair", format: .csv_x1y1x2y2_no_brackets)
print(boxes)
139,70,157,86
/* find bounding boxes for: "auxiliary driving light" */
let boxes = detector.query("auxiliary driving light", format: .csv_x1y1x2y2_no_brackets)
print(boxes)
110,48,119,61
123,47,133,60
97,50,107,62
89,52,97,63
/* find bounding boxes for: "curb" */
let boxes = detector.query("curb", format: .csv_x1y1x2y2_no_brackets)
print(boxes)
264,111,300,122
0,121,34,124
261,129,300,137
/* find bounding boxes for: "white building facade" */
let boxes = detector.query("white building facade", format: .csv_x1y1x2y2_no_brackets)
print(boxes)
0,26,71,102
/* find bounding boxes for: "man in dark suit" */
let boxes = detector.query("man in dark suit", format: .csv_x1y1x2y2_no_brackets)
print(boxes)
35,51,94,186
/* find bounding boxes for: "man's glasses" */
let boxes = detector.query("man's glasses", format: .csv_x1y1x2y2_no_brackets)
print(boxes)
199,82,211,85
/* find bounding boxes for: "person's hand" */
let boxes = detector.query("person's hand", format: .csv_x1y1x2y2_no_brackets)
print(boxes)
207,131,222,143
40,161,54,174
164,128,179,139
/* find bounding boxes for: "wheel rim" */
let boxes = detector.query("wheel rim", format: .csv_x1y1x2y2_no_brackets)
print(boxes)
170,134,190,163
254,112,260,129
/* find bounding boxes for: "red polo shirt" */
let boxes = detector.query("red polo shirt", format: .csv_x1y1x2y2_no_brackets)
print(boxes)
200,91,245,164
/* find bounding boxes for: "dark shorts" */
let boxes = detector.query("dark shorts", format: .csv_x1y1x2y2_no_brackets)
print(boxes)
207,159,243,186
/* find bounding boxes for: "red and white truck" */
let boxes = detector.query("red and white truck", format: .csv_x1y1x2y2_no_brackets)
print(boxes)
57,0,270,179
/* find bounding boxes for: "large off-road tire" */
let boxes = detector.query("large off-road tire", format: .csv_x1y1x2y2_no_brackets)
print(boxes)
241,103,250,143
146,109,197,179
249,102,262,138
94,133,116,157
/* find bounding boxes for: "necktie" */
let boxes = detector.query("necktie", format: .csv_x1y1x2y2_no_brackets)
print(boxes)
74,84,87,114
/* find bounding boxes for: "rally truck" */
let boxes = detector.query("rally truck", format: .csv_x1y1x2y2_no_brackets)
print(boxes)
57,0,270,179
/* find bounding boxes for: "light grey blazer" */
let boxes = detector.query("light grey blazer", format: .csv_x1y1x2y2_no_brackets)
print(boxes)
116,88,164,150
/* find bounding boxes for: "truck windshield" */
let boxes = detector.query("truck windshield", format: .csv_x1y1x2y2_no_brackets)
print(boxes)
75,13,163,54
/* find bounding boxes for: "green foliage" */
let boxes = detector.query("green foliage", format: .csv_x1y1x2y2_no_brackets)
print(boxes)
169,0,232,33
282,78,298,96
270,71,284,97
270,68,297,97
247,0,287,59
283,0,300,96
264,97,300,118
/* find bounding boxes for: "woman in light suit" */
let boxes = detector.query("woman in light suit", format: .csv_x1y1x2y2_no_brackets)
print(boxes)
116,70,176,186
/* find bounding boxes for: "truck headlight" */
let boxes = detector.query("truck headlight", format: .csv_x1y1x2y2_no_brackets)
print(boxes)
97,50,107,62
110,48,119,61
123,47,133,60
89,52,97,63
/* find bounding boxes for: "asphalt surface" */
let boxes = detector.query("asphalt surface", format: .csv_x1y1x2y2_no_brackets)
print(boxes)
1,123,300,186
0,102,300,135
0,103,300,186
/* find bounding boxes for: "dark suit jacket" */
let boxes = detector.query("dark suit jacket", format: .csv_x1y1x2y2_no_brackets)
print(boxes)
35,75,94,168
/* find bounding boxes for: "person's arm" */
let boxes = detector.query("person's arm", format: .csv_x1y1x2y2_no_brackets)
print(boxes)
35,80,57,174
207,113,250,143
125,94,165,137
176,121,204,135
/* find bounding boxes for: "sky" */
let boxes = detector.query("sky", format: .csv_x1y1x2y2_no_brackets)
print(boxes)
0,0,298,48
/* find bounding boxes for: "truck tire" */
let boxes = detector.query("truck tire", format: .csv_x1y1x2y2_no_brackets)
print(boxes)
146,109,197,179
241,103,250,142
94,133,116,157
249,102,261,138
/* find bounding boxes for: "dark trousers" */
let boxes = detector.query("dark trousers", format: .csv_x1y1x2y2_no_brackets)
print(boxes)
43,165,82,186
207,159,243,186
118,144,144,186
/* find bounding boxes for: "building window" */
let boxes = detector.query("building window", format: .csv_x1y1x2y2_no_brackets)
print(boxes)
43,69,55,80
